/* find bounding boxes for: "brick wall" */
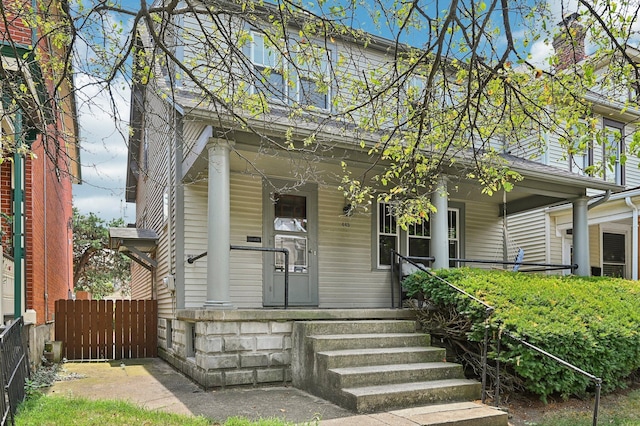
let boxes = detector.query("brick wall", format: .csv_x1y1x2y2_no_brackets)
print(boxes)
25,133,74,324
0,0,34,46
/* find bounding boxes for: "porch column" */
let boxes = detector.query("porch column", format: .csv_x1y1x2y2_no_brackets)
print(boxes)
572,197,590,276
431,176,449,270
204,138,234,309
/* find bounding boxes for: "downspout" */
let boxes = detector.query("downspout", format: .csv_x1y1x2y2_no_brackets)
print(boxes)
13,112,23,319
625,196,638,281
588,190,611,211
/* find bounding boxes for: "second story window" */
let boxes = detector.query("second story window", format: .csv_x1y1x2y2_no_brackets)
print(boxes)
251,32,286,102
295,44,330,110
602,119,625,186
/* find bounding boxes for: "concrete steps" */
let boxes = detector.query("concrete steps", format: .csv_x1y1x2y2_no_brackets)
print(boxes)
292,319,507,425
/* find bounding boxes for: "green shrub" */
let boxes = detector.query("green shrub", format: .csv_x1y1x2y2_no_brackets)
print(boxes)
403,268,640,400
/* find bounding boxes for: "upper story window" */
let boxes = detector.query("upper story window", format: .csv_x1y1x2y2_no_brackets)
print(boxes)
602,118,625,185
295,44,331,110
251,32,286,102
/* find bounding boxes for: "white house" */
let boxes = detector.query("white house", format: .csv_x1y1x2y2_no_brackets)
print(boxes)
121,2,620,396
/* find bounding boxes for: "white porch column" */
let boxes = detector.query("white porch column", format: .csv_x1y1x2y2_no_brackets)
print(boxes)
572,197,590,276
204,138,234,309
431,176,449,270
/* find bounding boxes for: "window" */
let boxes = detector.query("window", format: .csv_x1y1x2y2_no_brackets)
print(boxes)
274,194,308,272
408,208,459,267
251,32,286,102
377,203,461,269
602,119,625,185
377,203,398,268
296,45,330,109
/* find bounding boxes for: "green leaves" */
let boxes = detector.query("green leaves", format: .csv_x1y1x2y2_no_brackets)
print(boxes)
407,268,640,400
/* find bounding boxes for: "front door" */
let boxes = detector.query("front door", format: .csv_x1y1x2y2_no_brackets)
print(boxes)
263,182,318,306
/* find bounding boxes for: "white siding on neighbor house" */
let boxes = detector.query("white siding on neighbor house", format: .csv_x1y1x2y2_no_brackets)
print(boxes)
462,200,504,266
590,224,601,270
623,123,640,187
317,186,390,308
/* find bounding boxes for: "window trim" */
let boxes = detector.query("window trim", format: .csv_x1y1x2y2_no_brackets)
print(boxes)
294,43,332,110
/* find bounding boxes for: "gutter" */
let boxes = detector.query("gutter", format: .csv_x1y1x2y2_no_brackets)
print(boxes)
625,196,639,280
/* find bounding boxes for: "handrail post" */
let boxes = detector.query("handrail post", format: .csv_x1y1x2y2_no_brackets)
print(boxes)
391,250,396,308
593,379,601,426
481,309,492,404
284,249,289,309
495,327,502,407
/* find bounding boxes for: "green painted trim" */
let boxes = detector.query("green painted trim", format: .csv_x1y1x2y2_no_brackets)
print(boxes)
13,112,23,319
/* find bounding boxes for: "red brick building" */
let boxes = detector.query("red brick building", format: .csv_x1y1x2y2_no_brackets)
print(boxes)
0,0,80,326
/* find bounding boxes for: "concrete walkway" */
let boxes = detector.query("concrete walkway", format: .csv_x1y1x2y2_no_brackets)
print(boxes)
46,358,505,425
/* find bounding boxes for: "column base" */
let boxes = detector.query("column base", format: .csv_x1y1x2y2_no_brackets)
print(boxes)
203,300,235,309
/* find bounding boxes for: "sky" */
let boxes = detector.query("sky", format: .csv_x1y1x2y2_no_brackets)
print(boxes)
72,74,133,223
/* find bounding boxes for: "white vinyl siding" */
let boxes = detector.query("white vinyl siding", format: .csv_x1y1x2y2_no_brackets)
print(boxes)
183,182,208,308
318,187,390,308
463,201,503,267
229,174,264,307
507,209,549,266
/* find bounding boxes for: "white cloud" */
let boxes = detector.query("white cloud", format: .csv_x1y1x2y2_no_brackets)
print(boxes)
72,73,133,223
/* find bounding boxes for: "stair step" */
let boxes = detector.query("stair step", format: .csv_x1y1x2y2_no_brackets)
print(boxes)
317,346,446,368
309,333,430,351
319,402,508,426
297,320,417,335
329,362,464,387
342,379,482,413
390,402,509,426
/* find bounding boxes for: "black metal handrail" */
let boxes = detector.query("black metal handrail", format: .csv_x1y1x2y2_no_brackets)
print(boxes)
391,250,602,424
450,257,577,273
187,246,291,308
495,329,602,426
0,317,29,426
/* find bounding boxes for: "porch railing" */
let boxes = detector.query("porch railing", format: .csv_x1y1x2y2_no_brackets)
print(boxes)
0,317,30,426
390,250,602,426
187,245,291,308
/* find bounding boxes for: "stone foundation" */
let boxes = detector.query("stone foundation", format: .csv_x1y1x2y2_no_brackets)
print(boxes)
158,308,413,389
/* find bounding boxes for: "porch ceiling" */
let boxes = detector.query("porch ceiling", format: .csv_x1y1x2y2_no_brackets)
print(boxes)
182,125,622,217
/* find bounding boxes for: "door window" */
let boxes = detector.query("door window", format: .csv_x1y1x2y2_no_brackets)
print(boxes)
274,194,308,272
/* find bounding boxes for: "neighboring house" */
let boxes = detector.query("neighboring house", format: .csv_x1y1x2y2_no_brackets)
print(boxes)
0,0,80,364
123,4,623,389
507,15,640,281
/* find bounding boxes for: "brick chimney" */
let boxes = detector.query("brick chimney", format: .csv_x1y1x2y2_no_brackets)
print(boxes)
552,12,586,71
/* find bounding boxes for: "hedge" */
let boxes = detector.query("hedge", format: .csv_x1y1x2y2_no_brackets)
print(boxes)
402,268,640,400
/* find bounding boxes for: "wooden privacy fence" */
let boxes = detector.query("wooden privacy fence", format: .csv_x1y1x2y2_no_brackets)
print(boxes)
55,299,157,360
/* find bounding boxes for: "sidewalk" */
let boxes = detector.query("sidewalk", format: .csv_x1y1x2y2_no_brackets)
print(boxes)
46,358,352,423
46,358,506,425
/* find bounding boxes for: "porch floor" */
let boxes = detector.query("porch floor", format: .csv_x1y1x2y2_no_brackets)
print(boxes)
176,308,415,322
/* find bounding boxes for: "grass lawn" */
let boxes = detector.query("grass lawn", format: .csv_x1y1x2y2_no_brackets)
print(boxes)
510,388,640,426
15,394,302,426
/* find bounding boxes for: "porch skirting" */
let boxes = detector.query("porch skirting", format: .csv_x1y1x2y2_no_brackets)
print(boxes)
158,309,415,389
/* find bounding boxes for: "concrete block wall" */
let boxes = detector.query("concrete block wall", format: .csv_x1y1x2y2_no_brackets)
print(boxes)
159,317,293,388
